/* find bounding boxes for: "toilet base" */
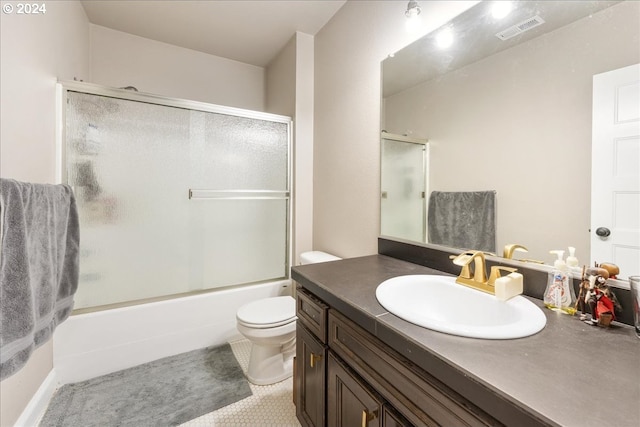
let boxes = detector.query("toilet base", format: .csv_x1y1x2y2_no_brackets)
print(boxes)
246,338,295,385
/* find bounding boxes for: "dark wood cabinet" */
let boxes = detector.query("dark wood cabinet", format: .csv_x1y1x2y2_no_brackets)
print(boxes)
295,285,498,427
297,287,328,343
327,352,383,427
296,322,326,427
328,310,498,426
382,405,412,427
296,286,329,427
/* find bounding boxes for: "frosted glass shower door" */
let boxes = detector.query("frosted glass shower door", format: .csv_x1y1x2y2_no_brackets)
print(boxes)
187,112,289,289
380,137,428,242
65,89,290,310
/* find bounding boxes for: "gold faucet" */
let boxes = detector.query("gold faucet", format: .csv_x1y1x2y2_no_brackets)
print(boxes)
503,244,528,259
452,251,491,293
451,251,518,294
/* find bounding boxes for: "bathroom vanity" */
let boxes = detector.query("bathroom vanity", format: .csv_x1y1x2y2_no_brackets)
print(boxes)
291,244,639,427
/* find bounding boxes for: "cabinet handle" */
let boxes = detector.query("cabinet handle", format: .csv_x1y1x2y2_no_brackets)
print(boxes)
309,352,322,368
361,409,378,427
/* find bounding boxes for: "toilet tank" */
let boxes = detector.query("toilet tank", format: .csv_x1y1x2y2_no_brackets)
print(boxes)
300,251,341,265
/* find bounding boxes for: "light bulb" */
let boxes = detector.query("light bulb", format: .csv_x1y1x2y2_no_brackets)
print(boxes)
436,28,454,49
492,1,513,19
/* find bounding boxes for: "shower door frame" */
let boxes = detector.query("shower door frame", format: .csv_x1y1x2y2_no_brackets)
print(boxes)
56,80,293,310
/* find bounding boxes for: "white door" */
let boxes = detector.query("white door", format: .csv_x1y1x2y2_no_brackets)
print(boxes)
591,63,640,279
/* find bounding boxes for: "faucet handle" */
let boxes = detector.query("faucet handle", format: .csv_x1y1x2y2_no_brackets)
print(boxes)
450,253,473,279
488,266,518,286
503,244,528,259
450,253,469,262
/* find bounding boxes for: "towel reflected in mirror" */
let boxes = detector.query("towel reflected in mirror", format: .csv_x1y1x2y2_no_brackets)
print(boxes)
427,190,496,253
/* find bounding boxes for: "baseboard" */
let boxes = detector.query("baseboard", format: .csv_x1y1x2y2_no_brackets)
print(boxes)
14,369,59,427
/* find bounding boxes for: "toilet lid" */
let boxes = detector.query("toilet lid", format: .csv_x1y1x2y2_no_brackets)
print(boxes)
237,296,296,328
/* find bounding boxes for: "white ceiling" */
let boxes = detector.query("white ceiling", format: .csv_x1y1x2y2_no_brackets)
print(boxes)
80,0,347,67
382,0,621,97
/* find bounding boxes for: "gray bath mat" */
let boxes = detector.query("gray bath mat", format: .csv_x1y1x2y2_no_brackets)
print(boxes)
39,343,252,426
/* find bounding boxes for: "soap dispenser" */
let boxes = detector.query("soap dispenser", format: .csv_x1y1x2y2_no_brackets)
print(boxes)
566,246,582,277
566,247,579,267
544,250,577,315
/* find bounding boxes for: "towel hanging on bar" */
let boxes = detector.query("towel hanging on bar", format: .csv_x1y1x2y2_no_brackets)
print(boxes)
0,178,80,380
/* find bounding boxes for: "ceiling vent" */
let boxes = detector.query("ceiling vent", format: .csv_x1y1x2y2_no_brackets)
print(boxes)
495,15,546,41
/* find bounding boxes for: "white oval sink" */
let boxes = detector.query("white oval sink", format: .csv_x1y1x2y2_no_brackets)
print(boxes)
376,275,546,339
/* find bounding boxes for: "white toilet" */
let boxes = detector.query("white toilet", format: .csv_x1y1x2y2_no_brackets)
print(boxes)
236,251,341,385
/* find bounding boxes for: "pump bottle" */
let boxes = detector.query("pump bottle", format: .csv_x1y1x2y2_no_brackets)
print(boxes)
544,250,577,314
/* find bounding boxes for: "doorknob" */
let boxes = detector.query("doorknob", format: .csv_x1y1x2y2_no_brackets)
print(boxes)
595,227,611,239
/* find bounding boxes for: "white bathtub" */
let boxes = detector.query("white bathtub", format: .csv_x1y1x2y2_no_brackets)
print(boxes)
52,280,293,384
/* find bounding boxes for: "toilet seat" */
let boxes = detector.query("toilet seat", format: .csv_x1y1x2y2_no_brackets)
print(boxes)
236,296,296,329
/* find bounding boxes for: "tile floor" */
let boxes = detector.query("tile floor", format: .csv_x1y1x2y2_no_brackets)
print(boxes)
181,339,301,427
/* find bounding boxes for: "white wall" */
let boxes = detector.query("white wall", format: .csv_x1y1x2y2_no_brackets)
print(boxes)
0,1,89,183
90,24,266,111
292,33,315,265
266,32,315,265
0,1,90,424
312,1,478,258
266,36,296,116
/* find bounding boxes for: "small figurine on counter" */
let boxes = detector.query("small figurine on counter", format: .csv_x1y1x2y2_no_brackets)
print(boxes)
584,275,604,325
587,264,610,280
599,281,622,315
576,266,590,320
596,262,619,280
581,269,622,327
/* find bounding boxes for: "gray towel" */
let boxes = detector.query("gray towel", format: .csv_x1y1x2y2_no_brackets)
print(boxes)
0,179,80,380
427,191,496,253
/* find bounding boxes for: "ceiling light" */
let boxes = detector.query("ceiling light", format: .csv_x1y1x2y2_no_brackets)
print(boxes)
492,1,513,19
436,27,454,49
405,1,421,18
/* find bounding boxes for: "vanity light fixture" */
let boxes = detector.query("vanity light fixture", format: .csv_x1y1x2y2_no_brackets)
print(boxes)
405,0,422,32
405,0,421,18
491,1,513,19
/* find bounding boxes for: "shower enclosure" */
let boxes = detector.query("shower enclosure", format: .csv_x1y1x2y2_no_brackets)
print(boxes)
380,133,429,242
57,81,291,311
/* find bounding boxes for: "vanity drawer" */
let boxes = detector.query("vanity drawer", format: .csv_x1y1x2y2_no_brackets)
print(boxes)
297,286,328,343
328,310,500,427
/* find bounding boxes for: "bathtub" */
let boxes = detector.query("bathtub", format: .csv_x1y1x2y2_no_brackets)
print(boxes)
52,280,293,384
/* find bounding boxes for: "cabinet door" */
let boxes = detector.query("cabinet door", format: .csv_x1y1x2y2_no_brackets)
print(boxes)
383,405,413,427
296,323,326,427
328,310,499,426
327,352,383,427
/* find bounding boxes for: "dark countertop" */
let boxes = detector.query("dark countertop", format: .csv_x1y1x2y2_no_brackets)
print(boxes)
292,255,640,427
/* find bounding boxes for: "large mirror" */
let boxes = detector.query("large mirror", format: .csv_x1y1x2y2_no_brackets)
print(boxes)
381,1,639,276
